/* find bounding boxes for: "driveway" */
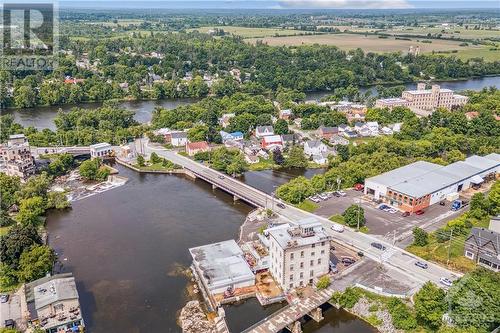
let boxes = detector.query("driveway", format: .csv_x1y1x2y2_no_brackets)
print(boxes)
314,189,467,247
0,293,23,329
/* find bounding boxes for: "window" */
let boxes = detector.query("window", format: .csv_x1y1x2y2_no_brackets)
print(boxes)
290,274,294,281
310,260,314,266
317,259,321,265
465,251,474,259
312,243,315,248
300,272,303,278
311,252,315,257
290,265,294,271
321,250,325,255
290,253,294,260
321,241,325,246
310,270,314,277
289,283,293,289
300,262,304,269
300,251,304,258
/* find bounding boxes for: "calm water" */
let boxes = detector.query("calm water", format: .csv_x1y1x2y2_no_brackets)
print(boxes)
3,76,499,130
46,165,370,333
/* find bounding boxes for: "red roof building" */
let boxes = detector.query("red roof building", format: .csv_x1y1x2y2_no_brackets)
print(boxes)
186,141,210,156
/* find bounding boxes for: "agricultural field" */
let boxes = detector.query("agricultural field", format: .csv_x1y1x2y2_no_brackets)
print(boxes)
247,33,484,55
189,26,302,38
383,26,500,41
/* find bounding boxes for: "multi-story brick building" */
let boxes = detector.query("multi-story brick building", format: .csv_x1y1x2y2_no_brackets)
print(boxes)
375,83,468,112
267,219,331,291
0,134,36,180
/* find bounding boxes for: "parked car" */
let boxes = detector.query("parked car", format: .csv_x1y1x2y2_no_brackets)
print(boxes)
415,210,425,215
401,211,410,217
357,251,364,257
371,242,386,251
318,194,329,200
388,208,398,214
277,203,286,209
218,175,225,179
341,257,356,266
0,294,9,303
332,192,341,198
354,183,364,191
440,277,453,287
439,201,446,206
329,261,338,273
378,204,389,210
415,261,428,269
337,190,347,197
331,224,345,233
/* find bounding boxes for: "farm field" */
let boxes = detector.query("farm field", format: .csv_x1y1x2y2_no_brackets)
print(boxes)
384,26,500,40
247,33,484,54
189,26,302,38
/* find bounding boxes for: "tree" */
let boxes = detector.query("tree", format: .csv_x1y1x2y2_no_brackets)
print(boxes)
342,205,365,228
0,224,42,269
276,176,313,204
316,275,331,289
16,196,45,225
47,191,71,210
136,155,145,167
226,153,248,176
79,159,100,180
414,282,446,329
447,268,500,331
0,173,21,210
16,173,50,202
17,245,56,282
274,119,289,135
272,148,284,165
284,146,308,168
413,227,429,246
336,144,350,162
150,152,161,164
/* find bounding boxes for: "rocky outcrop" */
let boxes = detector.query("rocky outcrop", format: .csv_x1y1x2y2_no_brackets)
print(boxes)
351,298,402,333
179,300,216,333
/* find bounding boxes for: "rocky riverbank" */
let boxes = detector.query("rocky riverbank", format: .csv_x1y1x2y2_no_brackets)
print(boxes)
179,300,216,333
350,297,402,333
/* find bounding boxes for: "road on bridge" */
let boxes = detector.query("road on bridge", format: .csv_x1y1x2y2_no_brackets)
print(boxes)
146,142,461,289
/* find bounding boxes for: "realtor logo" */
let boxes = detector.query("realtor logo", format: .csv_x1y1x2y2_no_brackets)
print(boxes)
1,1,58,70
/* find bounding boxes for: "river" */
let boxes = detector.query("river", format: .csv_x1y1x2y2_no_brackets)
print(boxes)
2,76,499,130
46,165,377,333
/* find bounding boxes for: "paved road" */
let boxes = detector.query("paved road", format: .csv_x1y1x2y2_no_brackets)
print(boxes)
147,143,462,289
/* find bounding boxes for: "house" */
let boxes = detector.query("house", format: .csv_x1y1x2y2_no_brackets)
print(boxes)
219,113,235,128
245,155,259,164
338,124,351,133
279,109,292,120
25,273,85,332
257,149,270,159
357,126,372,137
343,130,358,138
464,227,499,272
318,126,338,140
381,126,393,135
220,131,244,143
281,134,297,147
267,219,331,291
255,126,274,138
261,135,283,150
465,111,479,120
171,132,188,147
293,118,302,128
90,143,113,159
391,123,402,133
186,141,210,156
304,140,327,157
329,134,349,146
312,153,329,165
354,122,366,132
366,122,379,135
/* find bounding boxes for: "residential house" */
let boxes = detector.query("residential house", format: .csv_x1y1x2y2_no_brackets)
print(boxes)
255,126,274,138
391,123,402,133
343,130,358,138
219,113,235,128
354,122,366,132
281,134,297,147
186,141,210,156
338,124,351,133
293,118,303,128
279,109,292,120
318,126,338,140
304,140,327,157
357,126,372,137
245,155,259,164
257,149,270,159
220,131,244,142
381,126,393,135
329,134,349,146
366,122,379,135
171,132,188,147
261,135,283,150
464,227,499,272
312,153,329,165
465,111,479,120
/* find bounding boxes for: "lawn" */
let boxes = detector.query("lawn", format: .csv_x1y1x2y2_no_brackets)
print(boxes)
189,26,301,38
295,200,319,213
329,214,369,233
248,158,278,171
247,33,484,56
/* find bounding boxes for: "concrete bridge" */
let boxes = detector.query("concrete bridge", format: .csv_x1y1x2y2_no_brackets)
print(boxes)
32,146,91,157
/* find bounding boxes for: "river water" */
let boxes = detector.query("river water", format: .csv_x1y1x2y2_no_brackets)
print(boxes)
46,165,378,333
3,76,499,131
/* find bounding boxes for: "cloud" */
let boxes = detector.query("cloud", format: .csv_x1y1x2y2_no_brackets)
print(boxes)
278,0,414,9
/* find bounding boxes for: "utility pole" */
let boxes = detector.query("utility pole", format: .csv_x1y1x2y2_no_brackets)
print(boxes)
446,228,453,267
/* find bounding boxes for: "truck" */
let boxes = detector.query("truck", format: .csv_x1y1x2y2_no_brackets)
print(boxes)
451,200,468,211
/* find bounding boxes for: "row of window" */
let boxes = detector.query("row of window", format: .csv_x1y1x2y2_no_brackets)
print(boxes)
290,258,323,271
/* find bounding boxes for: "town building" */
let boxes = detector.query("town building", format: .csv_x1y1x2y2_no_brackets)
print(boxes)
89,143,113,159
186,141,210,156
364,153,500,213
0,134,36,180
303,140,327,157
490,216,500,234
255,126,274,138
171,132,188,147
267,219,331,291
408,45,421,56
219,113,235,128
261,135,283,150
329,134,349,146
317,126,338,140
281,134,298,147
464,227,499,272
25,273,85,333
279,109,292,120
375,84,469,113
220,131,244,143
189,240,255,295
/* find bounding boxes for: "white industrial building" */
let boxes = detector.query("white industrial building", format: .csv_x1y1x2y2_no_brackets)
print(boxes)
89,142,113,159
364,153,500,212
189,240,255,295
267,219,331,291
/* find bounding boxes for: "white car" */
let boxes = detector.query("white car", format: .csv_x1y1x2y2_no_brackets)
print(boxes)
388,208,398,214
337,190,347,197
440,277,453,287
331,224,345,233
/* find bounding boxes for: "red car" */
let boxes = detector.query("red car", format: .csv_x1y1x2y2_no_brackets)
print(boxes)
401,211,410,217
415,210,425,215
354,183,364,191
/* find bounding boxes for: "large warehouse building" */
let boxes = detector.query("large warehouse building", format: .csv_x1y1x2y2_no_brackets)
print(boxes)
364,153,500,213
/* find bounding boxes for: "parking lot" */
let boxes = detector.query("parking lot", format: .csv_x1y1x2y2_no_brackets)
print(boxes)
0,292,24,330
313,189,466,246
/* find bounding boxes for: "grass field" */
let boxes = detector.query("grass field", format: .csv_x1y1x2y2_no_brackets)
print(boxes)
295,200,319,213
384,26,500,41
189,26,301,38
453,47,500,62
247,33,484,54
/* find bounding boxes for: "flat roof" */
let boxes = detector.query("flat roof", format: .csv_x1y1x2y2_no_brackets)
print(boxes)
89,142,111,149
25,273,79,310
367,155,500,198
189,240,254,290
268,220,329,250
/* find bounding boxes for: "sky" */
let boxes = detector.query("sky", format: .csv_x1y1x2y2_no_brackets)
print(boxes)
60,0,500,9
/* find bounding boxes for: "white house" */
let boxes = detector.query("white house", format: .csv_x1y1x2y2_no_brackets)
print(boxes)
90,143,113,159
304,140,327,157
330,134,349,146
171,132,188,147
255,126,274,138
312,153,329,165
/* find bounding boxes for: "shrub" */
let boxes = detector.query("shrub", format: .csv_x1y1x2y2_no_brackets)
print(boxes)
339,287,361,309
316,276,331,290
386,298,417,330
413,227,429,246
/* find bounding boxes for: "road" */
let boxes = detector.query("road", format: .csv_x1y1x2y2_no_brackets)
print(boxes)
147,143,462,289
